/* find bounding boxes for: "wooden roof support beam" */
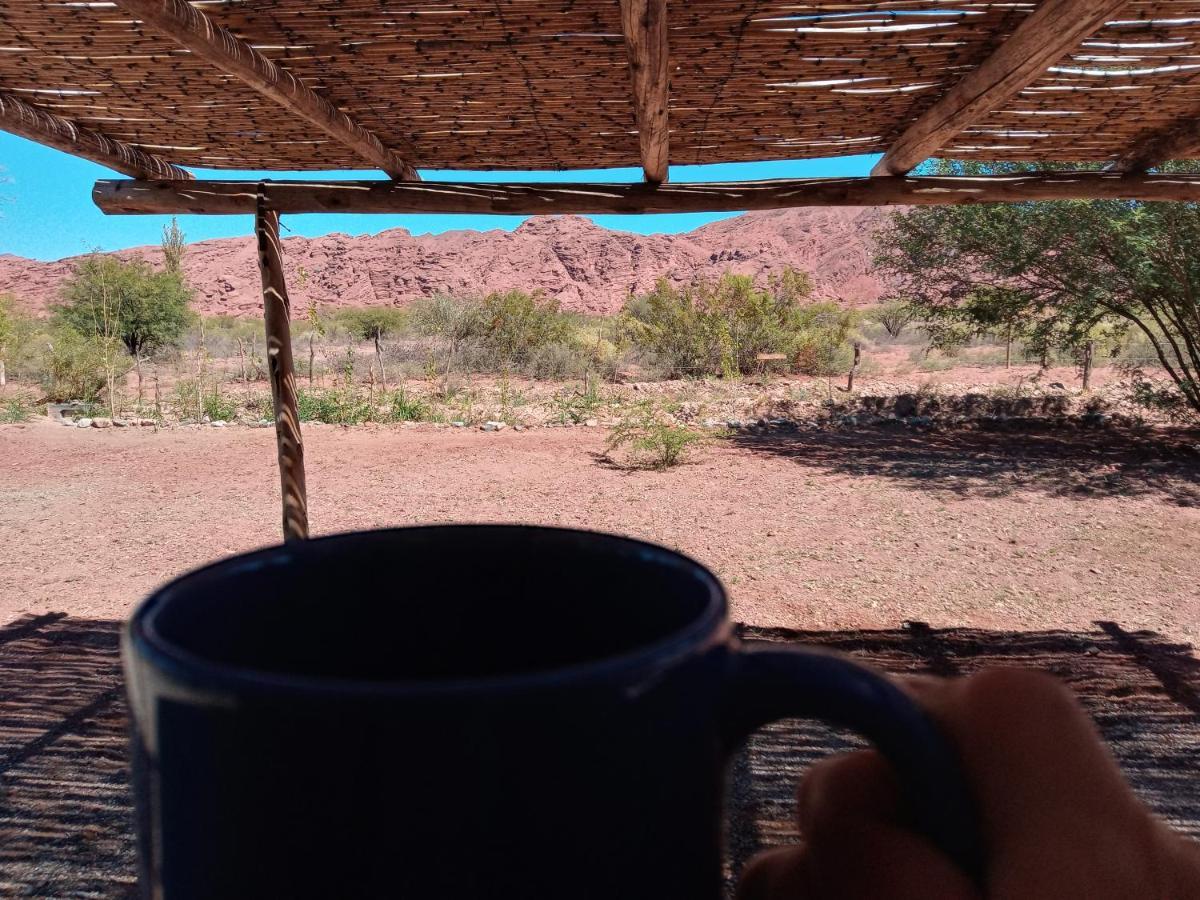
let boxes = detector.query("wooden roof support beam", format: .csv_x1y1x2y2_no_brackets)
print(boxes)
1108,113,1200,173
871,0,1127,176
620,0,670,184
0,92,190,180
94,172,1200,216
112,0,419,181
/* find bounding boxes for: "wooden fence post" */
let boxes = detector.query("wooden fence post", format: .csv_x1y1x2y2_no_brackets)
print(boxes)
256,185,309,541
846,342,861,393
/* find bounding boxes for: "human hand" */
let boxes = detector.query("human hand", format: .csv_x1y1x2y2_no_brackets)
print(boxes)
735,669,1200,899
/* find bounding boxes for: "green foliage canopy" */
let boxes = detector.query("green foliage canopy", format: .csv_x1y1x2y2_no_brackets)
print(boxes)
620,268,854,377
56,255,194,359
874,161,1200,413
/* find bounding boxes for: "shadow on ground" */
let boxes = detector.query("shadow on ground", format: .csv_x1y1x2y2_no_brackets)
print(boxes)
726,424,1200,505
1,614,1197,896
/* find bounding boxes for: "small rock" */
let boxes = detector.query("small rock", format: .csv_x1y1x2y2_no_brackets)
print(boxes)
211,420,227,428
482,420,507,431
1089,567,1101,575
92,417,112,429
111,418,128,427
584,419,598,427
513,424,526,432
726,419,744,428
75,417,93,428
1049,382,1066,389
703,418,723,428
451,420,466,428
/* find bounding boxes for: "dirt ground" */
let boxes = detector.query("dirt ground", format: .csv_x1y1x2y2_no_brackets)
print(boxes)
2,417,1198,644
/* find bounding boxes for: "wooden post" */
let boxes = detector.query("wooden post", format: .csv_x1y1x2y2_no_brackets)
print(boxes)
846,342,861,393
256,186,309,542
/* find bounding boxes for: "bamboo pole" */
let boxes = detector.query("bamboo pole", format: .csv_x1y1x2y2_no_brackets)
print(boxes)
255,186,309,542
95,172,1200,217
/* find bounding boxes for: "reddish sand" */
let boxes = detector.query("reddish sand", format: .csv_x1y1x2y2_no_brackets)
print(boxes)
1,419,1197,644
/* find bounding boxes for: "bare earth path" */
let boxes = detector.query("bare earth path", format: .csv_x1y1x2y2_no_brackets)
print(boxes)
1,420,1198,643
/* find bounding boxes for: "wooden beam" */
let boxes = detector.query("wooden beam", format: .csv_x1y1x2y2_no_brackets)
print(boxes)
0,92,190,180
1109,114,1200,173
620,0,670,184
871,0,1127,176
94,172,1200,216
255,188,308,542
112,0,418,180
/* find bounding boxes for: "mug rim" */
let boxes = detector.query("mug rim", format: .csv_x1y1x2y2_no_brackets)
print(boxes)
127,524,730,699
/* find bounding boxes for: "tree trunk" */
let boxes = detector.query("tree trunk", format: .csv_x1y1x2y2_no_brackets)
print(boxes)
1040,348,1049,370
1005,324,1013,369
308,333,315,386
375,333,386,389
154,375,161,418
0,358,6,388
1082,340,1094,390
135,354,144,404
846,341,861,392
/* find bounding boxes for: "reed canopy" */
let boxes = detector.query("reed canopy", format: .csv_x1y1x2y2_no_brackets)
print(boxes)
7,0,1200,538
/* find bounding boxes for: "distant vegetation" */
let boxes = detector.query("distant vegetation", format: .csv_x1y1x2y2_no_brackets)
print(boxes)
0,217,1184,426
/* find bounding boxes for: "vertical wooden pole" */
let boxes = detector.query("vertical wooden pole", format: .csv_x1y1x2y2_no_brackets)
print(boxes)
846,341,861,393
256,185,309,541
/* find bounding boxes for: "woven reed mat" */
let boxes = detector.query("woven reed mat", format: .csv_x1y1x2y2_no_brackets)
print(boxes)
1,614,1197,897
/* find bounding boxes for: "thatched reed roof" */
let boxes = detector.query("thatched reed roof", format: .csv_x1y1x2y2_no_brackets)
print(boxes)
5,0,1200,185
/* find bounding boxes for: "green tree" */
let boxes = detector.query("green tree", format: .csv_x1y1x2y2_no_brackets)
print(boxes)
56,254,194,408
874,160,1200,414
870,299,919,339
338,307,406,387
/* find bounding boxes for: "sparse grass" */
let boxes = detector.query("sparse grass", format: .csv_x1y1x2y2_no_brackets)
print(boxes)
604,402,706,470
550,377,606,424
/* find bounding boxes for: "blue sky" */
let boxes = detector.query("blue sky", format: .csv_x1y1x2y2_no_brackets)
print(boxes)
0,131,879,261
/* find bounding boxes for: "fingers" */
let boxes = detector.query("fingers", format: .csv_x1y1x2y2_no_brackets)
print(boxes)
903,669,1144,845
903,668,1179,896
795,750,900,835
736,823,979,900
738,750,978,900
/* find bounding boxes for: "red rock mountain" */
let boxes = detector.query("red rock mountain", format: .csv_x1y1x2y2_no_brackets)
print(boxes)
0,207,894,317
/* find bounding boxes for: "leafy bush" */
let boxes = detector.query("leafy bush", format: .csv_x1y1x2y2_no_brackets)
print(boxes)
296,387,375,425
620,269,853,378
0,399,31,423
202,390,239,422
410,290,582,375
40,328,118,402
604,403,706,469
385,387,431,422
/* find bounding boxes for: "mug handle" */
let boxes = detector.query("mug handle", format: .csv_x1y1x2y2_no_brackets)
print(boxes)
724,642,984,883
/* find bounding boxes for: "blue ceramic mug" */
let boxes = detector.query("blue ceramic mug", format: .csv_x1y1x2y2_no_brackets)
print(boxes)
124,525,980,898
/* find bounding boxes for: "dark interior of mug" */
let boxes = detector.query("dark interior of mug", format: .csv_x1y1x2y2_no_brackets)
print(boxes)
142,526,723,682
